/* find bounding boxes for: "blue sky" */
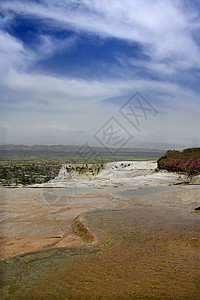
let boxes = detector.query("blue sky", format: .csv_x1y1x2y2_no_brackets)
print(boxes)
0,0,200,146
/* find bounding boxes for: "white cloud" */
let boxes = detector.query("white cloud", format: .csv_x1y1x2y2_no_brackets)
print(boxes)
0,0,200,145
0,30,25,66
0,65,199,138
31,34,78,63
2,0,200,72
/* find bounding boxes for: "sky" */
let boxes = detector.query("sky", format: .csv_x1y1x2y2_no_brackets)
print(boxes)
0,0,200,147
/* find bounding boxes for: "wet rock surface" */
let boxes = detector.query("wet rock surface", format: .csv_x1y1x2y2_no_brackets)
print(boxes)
191,174,200,185
0,184,200,299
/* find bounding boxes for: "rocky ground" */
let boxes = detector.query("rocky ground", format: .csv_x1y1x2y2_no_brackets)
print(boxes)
0,185,128,260
0,160,199,260
33,160,198,188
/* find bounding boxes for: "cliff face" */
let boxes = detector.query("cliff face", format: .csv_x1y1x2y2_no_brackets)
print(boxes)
32,160,188,187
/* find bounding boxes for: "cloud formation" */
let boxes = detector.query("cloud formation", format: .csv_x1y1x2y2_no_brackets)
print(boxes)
0,0,200,146
2,0,200,70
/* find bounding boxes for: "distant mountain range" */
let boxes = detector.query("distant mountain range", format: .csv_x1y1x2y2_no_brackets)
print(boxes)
0,144,166,161
0,127,197,151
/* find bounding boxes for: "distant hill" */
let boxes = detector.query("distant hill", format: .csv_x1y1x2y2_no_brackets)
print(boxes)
0,144,165,162
1,127,197,150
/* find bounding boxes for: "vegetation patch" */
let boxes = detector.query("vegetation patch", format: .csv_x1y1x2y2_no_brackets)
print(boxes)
157,148,200,175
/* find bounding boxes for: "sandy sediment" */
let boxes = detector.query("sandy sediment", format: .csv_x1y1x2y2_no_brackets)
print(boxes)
0,186,123,260
0,160,199,260
72,215,98,244
1,186,199,300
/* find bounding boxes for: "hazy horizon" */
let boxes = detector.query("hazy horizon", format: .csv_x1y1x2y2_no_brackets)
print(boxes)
0,126,198,150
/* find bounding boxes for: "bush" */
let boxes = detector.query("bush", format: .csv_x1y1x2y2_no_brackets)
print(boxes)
184,158,200,176
157,148,200,176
